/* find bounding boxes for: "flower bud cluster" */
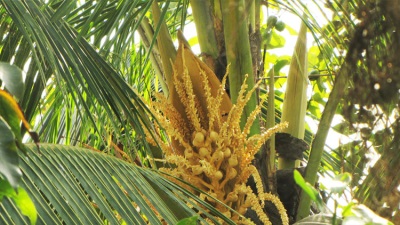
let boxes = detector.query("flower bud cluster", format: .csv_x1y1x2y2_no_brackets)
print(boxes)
146,45,288,224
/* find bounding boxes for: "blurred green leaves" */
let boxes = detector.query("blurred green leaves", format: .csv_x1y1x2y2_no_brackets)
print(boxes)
343,205,394,225
295,172,393,225
0,63,28,188
0,62,37,225
322,172,351,195
0,117,21,188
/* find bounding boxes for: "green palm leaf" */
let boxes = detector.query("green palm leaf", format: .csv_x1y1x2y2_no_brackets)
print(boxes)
1,144,234,224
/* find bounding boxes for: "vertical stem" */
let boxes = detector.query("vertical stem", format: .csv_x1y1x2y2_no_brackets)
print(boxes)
267,66,276,192
296,63,348,220
278,20,308,169
221,0,260,134
249,0,256,31
190,0,219,59
255,0,261,30
249,0,262,84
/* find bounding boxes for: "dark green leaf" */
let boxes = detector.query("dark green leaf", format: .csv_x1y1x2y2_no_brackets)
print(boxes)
0,117,22,189
0,62,24,100
51,1,77,21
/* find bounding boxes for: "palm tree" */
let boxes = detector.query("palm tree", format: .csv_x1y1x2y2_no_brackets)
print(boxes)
0,0,398,224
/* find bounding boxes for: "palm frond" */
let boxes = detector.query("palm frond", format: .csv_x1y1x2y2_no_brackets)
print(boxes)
1,144,234,224
0,0,156,156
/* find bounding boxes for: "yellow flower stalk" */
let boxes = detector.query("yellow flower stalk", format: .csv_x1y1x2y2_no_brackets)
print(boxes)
146,40,288,224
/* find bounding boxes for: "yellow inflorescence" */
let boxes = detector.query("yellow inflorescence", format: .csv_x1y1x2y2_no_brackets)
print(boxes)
147,42,289,224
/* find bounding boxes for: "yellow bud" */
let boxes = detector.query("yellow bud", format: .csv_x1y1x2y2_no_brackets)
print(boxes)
199,147,210,158
238,187,247,195
210,131,219,142
228,156,238,167
192,166,203,175
212,150,224,163
227,192,238,202
228,168,237,179
192,132,205,147
214,170,223,180
224,147,231,158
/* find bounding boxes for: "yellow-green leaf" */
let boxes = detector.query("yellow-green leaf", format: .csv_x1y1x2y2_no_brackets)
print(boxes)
175,216,198,225
13,186,38,225
0,179,37,225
